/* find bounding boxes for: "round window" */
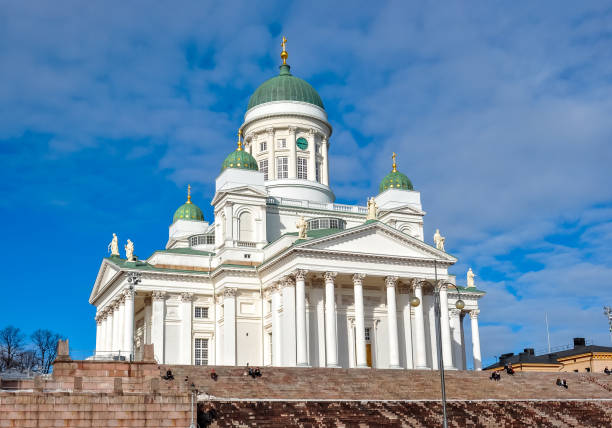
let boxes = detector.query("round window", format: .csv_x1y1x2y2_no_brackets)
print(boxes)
296,137,308,150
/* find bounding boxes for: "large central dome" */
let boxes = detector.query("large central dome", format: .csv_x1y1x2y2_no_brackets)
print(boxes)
247,64,324,110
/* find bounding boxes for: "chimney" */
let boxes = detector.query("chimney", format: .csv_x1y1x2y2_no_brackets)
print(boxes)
573,338,586,348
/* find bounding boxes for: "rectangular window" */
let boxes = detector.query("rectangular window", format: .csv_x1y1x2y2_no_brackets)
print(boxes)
277,138,287,149
206,235,215,245
277,156,288,179
260,141,267,152
194,338,208,365
316,143,321,154
194,307,209,319
297,157,308,179
365,327,371,341
315,162,321,183
259,159,269,180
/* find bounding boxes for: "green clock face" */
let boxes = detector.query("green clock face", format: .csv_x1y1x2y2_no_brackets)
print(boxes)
296,137,308,150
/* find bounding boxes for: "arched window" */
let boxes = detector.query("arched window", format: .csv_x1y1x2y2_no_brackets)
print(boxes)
238,211,254,242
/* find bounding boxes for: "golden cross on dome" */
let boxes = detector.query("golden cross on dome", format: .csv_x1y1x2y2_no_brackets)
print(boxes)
237,129,243,151
187,184,192,203
281,36,288,65
392,152,397,172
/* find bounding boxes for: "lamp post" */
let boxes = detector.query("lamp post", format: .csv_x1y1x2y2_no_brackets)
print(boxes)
433,259,465,428
605,306,612,344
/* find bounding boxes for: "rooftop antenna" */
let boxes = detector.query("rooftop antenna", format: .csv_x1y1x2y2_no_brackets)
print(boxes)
545,312,551,353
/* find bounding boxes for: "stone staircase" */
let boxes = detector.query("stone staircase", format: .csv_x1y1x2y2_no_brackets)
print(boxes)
162,365,612,400
201,400,612,427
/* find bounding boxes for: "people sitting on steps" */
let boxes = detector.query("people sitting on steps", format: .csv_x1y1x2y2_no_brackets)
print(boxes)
490,371,501,381
161,369,174,380
562,379,568,389
504,363,515,375
210,368,218,381
604,366,611,375
556,378,562,387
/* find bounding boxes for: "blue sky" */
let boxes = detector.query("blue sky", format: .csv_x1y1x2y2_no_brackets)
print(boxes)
1,1,611,366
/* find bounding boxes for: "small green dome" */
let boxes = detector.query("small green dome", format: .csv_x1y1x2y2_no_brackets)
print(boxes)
247,64,324,110
221,148,259,172
173,201,204,223
379,153,413,193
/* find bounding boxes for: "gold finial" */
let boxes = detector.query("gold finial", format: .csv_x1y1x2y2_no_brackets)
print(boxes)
280,36,288,65
392,152,397,172
237,129,243,151
187,184,192,204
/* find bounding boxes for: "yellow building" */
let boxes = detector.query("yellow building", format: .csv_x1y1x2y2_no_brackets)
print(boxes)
485,338,612,373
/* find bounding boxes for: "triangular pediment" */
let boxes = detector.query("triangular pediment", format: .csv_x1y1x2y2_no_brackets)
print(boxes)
298,221,455,262
379,204,425,216
89,259,121,304
211,185,267,205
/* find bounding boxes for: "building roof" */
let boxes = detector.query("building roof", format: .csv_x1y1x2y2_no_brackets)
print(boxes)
484,340,612,370
247,64,324,110
173,202,204,223
222,147,258,172
379,153,413,193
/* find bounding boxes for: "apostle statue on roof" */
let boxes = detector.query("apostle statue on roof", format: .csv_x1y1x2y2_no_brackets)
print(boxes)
366,197,378,221
467,268,476,288
108,233,119,257
296,216,307,239
125,239,135,262
433,229,445,251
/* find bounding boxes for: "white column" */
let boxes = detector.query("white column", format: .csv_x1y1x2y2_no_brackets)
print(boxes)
123,289,135,359
427,294,438,369
281,277,296,366
295,270,309,366
105,309,113,354
385,276,401,369
460,313,467,370
288,126,297,179
412,281,427,369
324,271,338,367
438,283,454,369
470,309,482,370
118,296,126,355
263,326,271,366
308,129,316,181
214,295,222,365
180,293,193,364
449,309,463,370
271,284,282,366
322,137,329,186
353,273,367,368
223,288,237,366
112,301,121,352
314,286,326,367
399,286,414,369
151,291,166,363
267,128,275,180
144,297,152,345
95,316,103,355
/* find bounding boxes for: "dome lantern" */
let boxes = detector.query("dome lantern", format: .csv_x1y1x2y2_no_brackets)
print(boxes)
173,184,204,223
379,152,414,193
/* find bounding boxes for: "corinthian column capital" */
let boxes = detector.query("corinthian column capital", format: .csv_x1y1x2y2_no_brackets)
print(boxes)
180,292,194,302
324,271,338,283
223,287,237,298
385,275,399,288
152,291,166,301
294,269,309,281
470,309,480,320
352,273,366,286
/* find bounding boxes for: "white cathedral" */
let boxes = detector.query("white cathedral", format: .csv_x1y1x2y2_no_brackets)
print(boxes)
90,41,485,371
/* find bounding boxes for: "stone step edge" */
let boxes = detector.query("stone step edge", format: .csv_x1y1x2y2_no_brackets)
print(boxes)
198,397,612,403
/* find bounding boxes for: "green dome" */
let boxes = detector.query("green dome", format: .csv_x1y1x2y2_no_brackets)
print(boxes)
221,148,258,172
380,171,414,193
247,64,324,110
173,201,204,223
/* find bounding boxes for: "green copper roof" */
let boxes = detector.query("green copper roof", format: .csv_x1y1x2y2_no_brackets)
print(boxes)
173,202,204,223
247,64,324,110
379,171,414,193
222,148,258,172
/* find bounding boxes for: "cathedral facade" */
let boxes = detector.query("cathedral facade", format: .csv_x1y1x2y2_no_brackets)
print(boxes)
90,42,485,371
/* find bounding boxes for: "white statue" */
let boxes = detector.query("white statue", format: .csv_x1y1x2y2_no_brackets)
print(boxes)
296,216,307,239
124,239,135,262
366,197,378,220
108,233,119,257
433,228,445,251
467,268,476,288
